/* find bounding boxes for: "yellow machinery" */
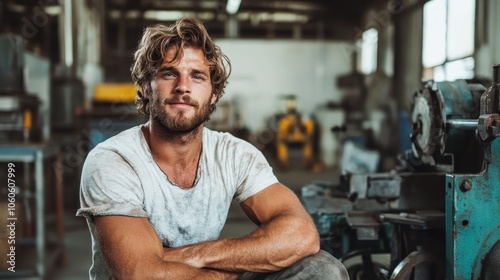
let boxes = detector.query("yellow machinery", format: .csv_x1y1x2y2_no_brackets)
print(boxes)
94,83,137,103
87,83,145,149
276,96,315,169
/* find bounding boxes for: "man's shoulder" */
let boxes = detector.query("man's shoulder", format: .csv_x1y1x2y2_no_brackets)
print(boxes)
203,127,254,150
87,125,145,162
202,127,263,162
203,127,238,141
94,125,143,151
82,125,147,182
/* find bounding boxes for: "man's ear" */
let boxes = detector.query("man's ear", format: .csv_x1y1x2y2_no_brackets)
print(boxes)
211,93,217,105
142,83,151,99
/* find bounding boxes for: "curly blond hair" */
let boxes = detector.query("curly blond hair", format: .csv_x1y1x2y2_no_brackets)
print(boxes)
131,18,231,117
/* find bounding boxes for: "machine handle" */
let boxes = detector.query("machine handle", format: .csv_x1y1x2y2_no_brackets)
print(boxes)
446,119,477,130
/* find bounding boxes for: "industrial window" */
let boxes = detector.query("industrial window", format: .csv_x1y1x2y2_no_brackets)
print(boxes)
359,28,378,74
422,0,475,81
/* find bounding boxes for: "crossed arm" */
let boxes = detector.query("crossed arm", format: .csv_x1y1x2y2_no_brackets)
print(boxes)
94,183,320,279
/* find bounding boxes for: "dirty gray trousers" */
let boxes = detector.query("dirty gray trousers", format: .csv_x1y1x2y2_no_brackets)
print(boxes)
239,250,349,280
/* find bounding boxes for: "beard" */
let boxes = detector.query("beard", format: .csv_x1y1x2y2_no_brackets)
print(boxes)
149,94,212,135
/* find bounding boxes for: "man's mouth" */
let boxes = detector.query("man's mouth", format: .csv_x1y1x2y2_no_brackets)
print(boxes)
164,96,197,108
168,101,195,108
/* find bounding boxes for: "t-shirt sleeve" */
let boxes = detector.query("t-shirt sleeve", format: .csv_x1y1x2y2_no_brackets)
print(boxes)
76,147,148,220
233,141,279,203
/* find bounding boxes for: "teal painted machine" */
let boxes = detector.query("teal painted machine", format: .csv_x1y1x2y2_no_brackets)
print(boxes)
402,65,500,279
443,65,500,279
446,140,500,279
322,65,500,279
302,66,500,279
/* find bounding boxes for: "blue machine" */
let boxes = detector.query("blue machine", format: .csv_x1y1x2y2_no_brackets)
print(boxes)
444,65,500,279
446,139,500,279
308,65,500,279
383,65,500,279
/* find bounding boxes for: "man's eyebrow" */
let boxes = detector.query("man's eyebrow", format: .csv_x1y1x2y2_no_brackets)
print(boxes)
156,66,209,76
157,66,176,73
191,68,209,75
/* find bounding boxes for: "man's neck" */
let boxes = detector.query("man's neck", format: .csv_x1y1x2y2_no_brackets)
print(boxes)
143,120,203,168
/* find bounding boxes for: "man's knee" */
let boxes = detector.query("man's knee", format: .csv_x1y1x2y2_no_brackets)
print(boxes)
281,250,349,280
303,250,349,279
242,250,349,280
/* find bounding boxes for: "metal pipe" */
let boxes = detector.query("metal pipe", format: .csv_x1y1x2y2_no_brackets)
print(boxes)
494,64,500,85
35,150,45,278
59,0,73,69
446,119,477,130
225,14,239,38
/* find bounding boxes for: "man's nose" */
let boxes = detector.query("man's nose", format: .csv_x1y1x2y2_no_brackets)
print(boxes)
174,75,190,94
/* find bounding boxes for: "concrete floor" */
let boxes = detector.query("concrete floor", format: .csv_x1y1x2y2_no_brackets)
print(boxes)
45,164,340,279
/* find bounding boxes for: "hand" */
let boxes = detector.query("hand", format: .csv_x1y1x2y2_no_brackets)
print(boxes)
163,247,241,280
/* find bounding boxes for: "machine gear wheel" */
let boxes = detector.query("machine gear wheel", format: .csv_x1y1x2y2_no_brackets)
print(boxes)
410,81,446,164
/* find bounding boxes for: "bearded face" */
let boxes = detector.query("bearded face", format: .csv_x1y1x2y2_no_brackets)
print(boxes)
146,47,215,134
149,92,212,133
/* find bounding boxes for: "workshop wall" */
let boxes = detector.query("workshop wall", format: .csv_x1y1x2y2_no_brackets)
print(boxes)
388,0,500,112
214,39,352,132
475,0,500,77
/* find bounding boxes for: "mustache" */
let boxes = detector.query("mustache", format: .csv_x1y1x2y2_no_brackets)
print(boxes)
163,95,198,107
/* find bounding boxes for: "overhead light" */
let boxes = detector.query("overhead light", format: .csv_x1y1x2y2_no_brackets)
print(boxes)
226,0,241,15
109,10,121,19
197,12,216,21
45,6,62,16
126,10,141,19
238,12,309,24
142,10,215,21
144,10,185,21
272,12,308,23
7,3,26,13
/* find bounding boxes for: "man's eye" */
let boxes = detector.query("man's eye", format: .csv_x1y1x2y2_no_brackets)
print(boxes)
162,72,175,78
193,75,205,80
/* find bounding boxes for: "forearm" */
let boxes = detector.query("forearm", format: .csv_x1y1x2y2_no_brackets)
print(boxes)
172,266,241,280
164,264,241,280
115,257,240,280
93,216,241,280
163,213,320,273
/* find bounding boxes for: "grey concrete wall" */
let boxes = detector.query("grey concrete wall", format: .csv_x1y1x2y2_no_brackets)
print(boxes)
213,39,352,132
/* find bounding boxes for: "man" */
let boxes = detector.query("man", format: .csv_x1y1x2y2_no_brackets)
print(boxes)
77,18,348,279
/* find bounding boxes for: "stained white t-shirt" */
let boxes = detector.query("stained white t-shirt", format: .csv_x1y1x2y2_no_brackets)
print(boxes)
77,125,278,279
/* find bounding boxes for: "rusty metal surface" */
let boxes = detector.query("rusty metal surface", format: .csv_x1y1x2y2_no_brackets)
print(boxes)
446,138,500,279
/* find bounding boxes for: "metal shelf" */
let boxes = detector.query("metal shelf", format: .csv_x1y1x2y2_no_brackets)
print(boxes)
0,144,65,279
